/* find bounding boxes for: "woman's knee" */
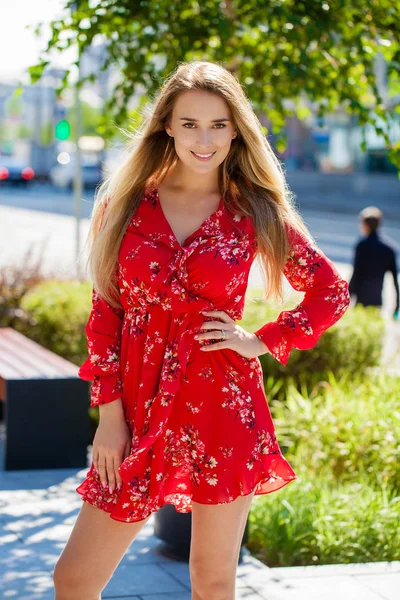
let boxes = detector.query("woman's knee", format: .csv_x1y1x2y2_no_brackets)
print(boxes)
53,557,101,600
52,501,152,599
190,559,236,599
190,574,235,600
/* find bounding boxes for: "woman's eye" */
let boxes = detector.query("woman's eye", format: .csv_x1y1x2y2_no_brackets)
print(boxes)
183,123,226,129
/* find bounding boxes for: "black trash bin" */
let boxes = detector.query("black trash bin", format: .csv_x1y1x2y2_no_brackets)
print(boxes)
153,504,249,562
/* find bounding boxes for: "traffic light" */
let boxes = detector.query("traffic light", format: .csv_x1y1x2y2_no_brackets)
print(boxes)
55,119,70,141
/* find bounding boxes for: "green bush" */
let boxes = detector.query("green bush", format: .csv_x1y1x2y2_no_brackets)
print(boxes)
0,259,47,327
270,370,400,491
248,477,400,567
247,370,400,566
17,279,92,366
240,287,384,397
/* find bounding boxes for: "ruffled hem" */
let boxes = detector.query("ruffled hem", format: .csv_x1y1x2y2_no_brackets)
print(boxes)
75,452,297,524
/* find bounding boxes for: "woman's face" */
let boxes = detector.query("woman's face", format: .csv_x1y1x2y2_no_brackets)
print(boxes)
165,89,237,173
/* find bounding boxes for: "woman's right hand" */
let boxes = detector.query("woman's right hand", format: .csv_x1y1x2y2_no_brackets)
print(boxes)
92,400,132,494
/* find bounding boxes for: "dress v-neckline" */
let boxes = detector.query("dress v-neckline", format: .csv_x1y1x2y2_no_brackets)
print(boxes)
155,187,224,249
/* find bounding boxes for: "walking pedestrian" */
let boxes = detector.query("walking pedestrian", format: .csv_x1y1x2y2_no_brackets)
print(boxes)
53,60,350,600
349,206,399,319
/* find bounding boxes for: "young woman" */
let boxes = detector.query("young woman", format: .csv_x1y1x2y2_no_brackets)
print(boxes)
54,60,350,600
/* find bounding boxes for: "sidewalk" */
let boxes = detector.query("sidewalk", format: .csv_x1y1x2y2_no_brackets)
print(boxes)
0,433,398,600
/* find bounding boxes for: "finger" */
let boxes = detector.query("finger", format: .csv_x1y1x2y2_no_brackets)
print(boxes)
201,310,232,323
97,457,108,490
92,449,99,473
197,328,230,341
200,341,227,351
198,333,230,344
116,442,131,484
124,440,132,460
197,322,230,335
106,454,116,493
114,455,123,489
199,320,230,330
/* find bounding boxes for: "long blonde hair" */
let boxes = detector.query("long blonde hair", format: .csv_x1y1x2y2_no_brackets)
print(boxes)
85,60,316,310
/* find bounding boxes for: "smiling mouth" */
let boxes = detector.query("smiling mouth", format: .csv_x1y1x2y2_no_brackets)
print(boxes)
191,151,216,159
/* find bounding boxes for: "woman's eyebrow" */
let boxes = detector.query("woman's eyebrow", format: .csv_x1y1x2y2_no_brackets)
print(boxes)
179,117,231,122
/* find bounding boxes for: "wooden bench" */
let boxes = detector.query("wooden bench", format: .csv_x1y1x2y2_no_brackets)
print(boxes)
0,327,89,470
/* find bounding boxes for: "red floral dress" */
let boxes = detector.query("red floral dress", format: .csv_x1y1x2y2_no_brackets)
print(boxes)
76,186,350,523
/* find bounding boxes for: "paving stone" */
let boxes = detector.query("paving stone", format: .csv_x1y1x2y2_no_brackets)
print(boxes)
136,588,264,600
0,498,82,547
0,464,81,493
246,572,384,600
0,569,54,599
130,554,192,589
353,573,400,600
122,537,169,565
234,589,267,600
102,562,189,597
0,523,20,546
267,561,400,578
130,594,192,600
103,597,141,600
0,537,64,573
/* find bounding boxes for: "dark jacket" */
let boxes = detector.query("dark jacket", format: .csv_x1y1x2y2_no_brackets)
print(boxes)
348,230,399,314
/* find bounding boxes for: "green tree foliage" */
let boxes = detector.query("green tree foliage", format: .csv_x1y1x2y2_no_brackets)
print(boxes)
29,0,400,167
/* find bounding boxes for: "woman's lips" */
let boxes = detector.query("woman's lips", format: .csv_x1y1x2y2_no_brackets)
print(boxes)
191,151,216,161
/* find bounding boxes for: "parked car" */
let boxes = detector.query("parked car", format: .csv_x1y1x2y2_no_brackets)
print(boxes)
49,162,103,189
0,156,35,185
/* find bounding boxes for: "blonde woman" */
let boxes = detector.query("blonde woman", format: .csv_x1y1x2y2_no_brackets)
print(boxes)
54,61,350,600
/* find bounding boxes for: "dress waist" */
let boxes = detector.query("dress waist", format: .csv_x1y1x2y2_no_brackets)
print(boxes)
123,298,243,321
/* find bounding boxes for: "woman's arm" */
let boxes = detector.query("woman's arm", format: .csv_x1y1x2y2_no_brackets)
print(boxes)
254,224,351,366
79,287,125,407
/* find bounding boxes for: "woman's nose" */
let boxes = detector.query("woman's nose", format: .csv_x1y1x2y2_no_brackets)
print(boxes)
197,130,212,145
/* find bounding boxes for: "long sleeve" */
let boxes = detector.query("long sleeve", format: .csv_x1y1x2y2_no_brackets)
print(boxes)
78,287,125,407
254,224,351,366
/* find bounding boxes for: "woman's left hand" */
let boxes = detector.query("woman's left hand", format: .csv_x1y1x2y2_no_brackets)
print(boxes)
195,309,268,359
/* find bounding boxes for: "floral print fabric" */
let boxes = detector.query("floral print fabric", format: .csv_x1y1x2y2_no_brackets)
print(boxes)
254,226,351,365
76,186,350,523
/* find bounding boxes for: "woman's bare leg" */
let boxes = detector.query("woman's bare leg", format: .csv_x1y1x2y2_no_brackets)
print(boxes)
189,490,255,600
53,501,151,600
